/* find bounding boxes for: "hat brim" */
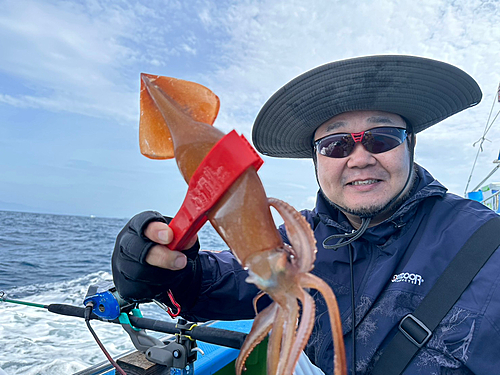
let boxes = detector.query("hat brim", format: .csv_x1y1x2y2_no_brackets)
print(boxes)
252,55,482,158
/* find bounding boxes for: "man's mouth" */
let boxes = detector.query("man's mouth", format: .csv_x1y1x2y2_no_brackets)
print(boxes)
347,179,380,186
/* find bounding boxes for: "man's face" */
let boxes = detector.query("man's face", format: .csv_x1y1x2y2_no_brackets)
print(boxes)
314,110,411,222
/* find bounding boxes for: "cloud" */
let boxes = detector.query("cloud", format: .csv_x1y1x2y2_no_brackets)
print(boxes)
198,0,500,196
199,0,500,123
2,0,500,217
0,0,141,121
0,0,215,123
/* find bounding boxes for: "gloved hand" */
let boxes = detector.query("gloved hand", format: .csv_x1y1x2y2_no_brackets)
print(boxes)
112,211,201,307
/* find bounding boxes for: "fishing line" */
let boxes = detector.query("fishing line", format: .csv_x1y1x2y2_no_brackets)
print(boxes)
0,292,47,309
84,302,127,375
1,291,128,375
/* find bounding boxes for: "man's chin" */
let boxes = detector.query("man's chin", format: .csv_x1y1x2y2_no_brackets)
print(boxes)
321,191,389,218
342,204,388,218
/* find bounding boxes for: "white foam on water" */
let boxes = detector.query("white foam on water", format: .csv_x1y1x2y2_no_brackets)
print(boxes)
0,271,172,375
0,212,228,375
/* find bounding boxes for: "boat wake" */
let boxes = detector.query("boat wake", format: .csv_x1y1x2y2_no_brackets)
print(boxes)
0,271,170,375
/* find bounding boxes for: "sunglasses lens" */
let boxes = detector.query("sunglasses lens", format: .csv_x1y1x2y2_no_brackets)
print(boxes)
364,128,407,153
315,128,407,158
316,135,353,158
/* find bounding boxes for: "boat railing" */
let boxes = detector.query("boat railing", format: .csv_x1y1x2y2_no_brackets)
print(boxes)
482,190,500,212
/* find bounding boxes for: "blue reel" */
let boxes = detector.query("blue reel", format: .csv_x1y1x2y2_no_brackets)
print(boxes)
84,284,126,320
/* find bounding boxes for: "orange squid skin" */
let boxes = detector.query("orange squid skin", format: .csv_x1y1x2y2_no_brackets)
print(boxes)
140,73,283,267
139,73,346,375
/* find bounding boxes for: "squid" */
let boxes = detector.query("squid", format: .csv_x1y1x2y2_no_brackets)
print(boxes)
139,73,346,375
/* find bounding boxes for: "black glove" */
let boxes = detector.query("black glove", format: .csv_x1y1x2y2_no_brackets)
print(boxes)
112,211,201,308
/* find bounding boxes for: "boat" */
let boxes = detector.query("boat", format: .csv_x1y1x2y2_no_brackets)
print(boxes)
72,317,322,375
1,243,325,375
1,291,282,375
465,82,500,212
467,180,500,213
73,320,267,375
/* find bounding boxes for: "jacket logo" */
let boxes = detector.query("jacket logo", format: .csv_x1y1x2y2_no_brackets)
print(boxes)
391,272,424,286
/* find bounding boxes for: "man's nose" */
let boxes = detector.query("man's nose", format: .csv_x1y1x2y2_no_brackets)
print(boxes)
346,142,377,168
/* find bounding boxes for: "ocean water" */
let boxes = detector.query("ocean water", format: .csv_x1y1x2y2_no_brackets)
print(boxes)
0,210,227,375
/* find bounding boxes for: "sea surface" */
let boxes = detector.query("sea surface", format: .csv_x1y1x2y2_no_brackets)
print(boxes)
0,210,227,375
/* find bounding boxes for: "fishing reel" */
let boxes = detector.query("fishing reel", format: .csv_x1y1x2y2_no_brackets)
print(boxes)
83,283,200,374
83,283,133,320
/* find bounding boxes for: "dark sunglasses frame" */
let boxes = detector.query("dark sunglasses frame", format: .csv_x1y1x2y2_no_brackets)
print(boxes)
314,127,408,158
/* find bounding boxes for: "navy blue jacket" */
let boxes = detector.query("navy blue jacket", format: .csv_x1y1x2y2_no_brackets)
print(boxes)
178,166,500,374
113,165,500,374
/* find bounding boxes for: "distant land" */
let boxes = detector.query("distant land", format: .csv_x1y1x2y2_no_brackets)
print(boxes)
0,201,102,218
0,200,42,214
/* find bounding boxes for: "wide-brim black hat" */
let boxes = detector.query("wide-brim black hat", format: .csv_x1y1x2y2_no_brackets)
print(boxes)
252,55,482,158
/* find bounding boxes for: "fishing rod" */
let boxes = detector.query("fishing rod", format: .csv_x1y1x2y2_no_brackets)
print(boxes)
41,302,247,350
1,288,249,375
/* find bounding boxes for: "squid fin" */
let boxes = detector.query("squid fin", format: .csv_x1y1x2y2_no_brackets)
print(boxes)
139,73,220,159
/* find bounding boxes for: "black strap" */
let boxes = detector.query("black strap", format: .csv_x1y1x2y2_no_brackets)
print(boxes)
373,215,500,375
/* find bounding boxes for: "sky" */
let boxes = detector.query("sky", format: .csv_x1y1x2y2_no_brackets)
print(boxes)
0,0,500,219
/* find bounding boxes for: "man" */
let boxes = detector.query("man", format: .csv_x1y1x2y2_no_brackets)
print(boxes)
112,55,500,374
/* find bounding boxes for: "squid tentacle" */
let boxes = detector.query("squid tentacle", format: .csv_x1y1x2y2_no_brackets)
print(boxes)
268,198,317,273
267,305,285,375
252,290,267,315
281,288,316,375
236,302,279,375
274,293,301,375
239,198,345,374
300,272,347,375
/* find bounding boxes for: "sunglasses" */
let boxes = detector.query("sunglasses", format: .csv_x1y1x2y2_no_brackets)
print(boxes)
314,127,408,158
